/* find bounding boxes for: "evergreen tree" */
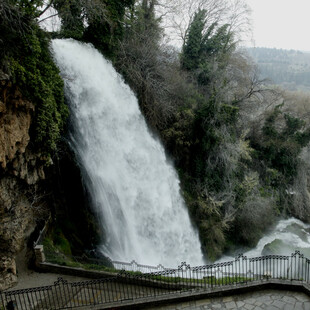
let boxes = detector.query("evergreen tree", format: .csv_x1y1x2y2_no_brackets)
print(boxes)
181,9,206,71
84,0,134,56
181,8,236,86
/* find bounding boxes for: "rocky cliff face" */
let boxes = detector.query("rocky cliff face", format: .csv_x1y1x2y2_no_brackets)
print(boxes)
0,71,47,290
0,70,102,290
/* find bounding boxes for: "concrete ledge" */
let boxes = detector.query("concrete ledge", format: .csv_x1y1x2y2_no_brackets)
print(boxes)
35,263,310,309
36,262,116,279
35,262,183,290
89,279,310,309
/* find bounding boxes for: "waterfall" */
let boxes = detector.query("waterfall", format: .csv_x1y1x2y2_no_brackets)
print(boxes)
51,39,204,267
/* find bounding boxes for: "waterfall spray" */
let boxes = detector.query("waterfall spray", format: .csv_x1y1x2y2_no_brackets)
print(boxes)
51,39,204,267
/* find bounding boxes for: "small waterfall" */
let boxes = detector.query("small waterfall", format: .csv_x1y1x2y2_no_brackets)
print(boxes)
51,39,204,267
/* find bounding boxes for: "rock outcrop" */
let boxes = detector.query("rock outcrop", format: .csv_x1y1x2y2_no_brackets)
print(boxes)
0,71,46,290
0,69,104,290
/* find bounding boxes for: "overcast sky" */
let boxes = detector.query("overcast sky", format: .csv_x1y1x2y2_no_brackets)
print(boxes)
246,0,310,51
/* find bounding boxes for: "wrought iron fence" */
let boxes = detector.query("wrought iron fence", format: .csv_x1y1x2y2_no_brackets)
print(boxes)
36,224,170,274
112,260,169,273
44,250,171,274
1,251,310,310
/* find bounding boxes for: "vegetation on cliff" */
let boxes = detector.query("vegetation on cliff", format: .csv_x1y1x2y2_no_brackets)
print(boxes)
1,1,68,158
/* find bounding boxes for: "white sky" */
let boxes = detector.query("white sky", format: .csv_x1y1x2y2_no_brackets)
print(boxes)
247,0,310,51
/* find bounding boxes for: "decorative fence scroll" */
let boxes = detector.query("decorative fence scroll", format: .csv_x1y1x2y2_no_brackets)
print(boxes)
1,251,310,310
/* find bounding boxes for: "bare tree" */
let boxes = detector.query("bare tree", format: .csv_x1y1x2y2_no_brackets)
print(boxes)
282,90,310,124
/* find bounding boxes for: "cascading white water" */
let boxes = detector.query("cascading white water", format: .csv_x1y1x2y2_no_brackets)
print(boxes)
51,39,204,267
244,217,310,257
217,217,310,264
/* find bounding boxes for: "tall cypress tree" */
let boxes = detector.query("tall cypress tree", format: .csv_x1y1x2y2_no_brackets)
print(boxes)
181,9,206,71
181,8,235,85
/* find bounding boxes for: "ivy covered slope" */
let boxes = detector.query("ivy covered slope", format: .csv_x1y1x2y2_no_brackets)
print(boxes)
1,0,68,158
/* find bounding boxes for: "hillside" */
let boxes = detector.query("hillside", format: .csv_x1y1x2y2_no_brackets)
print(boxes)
247,47,310,91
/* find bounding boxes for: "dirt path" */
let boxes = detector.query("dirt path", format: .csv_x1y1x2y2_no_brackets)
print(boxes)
11,269,92,291
9,248,91,291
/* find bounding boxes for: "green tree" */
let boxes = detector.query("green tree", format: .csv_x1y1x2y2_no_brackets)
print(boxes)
181,8,236,86
115,0,173,129
181,9,206,71
0,0,37,61
83,0,135,56
52,0,85,39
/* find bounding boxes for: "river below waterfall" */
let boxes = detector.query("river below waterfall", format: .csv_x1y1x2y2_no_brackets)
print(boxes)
51,39,204,267
217,217,310,263
245,218,310,257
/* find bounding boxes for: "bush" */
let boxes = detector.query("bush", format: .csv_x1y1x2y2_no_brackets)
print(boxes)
232,195,277,246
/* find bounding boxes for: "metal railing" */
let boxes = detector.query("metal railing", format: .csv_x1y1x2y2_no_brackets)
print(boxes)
43,250,171,274
34,221,171,274
1,251,309,310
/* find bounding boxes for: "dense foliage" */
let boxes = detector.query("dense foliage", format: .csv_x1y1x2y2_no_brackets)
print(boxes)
52,0,135,57
110,0,310,259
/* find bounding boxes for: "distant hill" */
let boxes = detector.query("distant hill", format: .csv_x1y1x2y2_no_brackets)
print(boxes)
246,47,310,92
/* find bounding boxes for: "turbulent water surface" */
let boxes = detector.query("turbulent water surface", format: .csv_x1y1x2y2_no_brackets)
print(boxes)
51,39,204,267
217,217,310,263
245,218,310,257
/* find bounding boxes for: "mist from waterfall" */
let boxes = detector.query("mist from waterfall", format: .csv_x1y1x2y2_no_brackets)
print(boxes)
51,39,204,267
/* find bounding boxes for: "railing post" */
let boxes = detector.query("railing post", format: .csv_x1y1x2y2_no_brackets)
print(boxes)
34,245,45,266
308,258,310,284
235,254,247,283
6,300,16,310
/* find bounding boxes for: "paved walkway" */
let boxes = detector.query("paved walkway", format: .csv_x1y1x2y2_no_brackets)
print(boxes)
147,289,310,310
5,266,310,309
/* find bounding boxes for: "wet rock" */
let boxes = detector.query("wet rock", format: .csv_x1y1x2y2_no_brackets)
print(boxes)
0,74,46,289
0,256,17,290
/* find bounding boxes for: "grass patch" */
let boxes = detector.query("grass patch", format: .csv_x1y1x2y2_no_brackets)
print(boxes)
44,250,118,273
42,238,252,287
148,275,251,285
